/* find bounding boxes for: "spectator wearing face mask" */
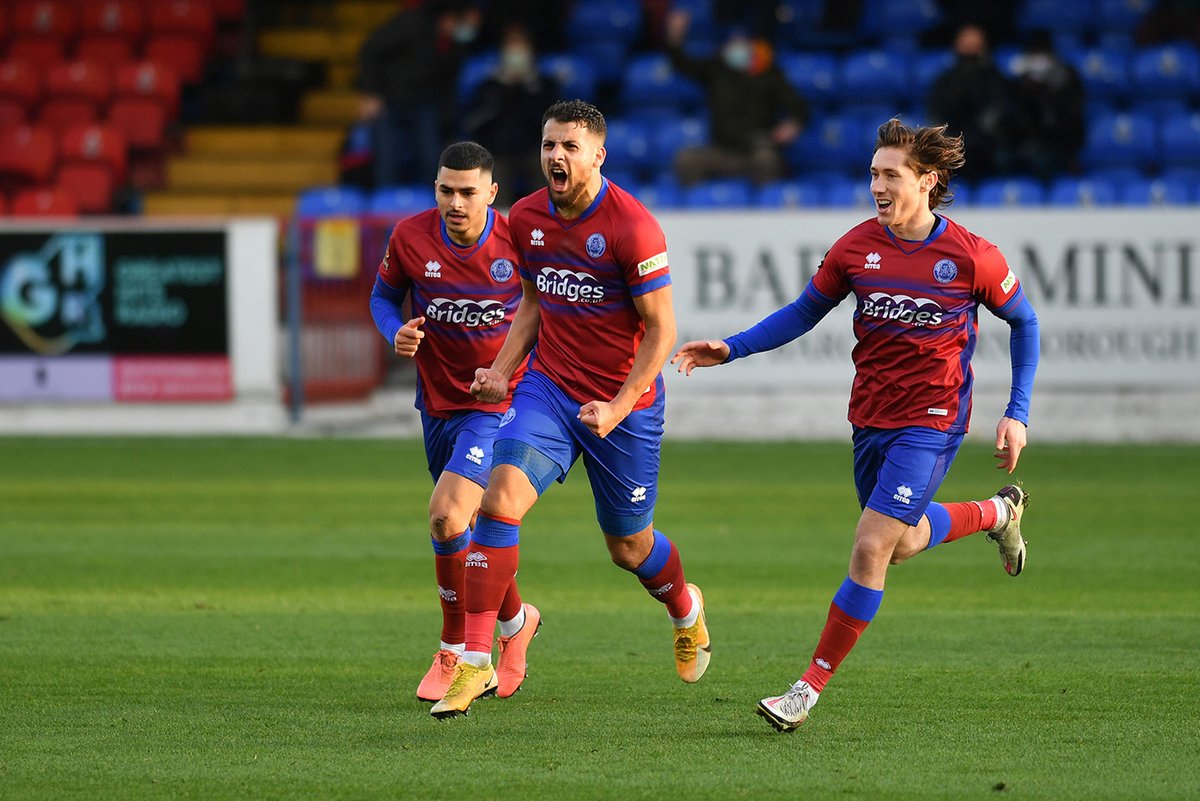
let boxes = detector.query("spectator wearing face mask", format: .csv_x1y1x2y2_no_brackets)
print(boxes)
1009,30,1085,181
463,24,559,207
927,24,1017,180
664,10,810,187
358,0,482,187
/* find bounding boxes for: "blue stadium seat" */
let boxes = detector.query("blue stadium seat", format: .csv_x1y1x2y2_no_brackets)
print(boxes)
777,51,839,108
538,54,598,102
838,50,912,106
974,178,1046,207
756,179,825,208
1130,44,1200,101
1096,0,1157,34
824,176,875,208
602,170,640,191
574,40,629,84
913,49,955,100
790,116,870,174
566,1,642,48
603,118,655,176
1048,176,1119,206
775,0,840,50
1071,47,1130,104
1086,166,1146,185
619,54,704,114
1081,112,1158,171
1130,97,1191,124
1118,175,1194,205
1017,0,1096,34
369,185,430,216
296,186,367,217
457,51,499,108
1159,111,1200,169
637,177,683,210
858,0,943,40
651,115,709,166
682,178,754,208
944,179,971,207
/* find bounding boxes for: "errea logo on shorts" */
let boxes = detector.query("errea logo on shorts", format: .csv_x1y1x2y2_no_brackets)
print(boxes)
631,486,647,503
637,252,668,276
864,252,882,270
424,260,442,278
466,445,485,465
466,551,488,568
530,228,545,247
893,485,913,505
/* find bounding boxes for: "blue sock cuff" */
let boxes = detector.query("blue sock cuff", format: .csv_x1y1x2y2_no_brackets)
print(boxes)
925,502,951,549
832,576,883,622
431,529,471,556
472,513,520,548
633,530,671,580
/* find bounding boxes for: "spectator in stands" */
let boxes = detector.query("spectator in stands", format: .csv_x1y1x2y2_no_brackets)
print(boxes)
1136,0,1200,46
357,0,481,188
463,24,559,207
665,10,809,187
1010,30,1085,180
927,24,1016,180
924,2,1016,48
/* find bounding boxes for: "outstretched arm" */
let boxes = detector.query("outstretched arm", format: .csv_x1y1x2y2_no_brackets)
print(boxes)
992,292,1040,472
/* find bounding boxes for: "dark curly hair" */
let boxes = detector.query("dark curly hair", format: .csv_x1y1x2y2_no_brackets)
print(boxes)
542,99,607,141
874,118,966,209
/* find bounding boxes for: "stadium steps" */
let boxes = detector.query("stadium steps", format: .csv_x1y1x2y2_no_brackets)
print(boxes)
140,193,299,217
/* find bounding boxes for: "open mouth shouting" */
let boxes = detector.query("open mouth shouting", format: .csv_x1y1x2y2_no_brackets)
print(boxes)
548,163,569,195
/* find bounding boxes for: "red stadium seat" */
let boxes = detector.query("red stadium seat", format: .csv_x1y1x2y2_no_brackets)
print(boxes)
38,60,113,130
79,0,146,39
0,125,57,186
75,35,136,65
11,186,78,216
107,97,169,150
149,0,215,42
0,60,41,126
5,37,66,69
12,0,78,39
60,123,127,182
143,34,207,84
114,60,180,118
54,162,115,213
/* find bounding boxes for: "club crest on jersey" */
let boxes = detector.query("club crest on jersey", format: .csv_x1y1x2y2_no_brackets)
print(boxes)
490,258,514,282
933,258,958,284
499,408,516,427
864,252,882,270
530,228,545,247
424,260,442,278
585,233,607,258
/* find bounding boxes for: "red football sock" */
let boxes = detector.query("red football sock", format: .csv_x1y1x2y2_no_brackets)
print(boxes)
433,534,469,644
498,576,522,623
463,513,521,656
941,500,995,544
636,535,693,619
801,603,872,692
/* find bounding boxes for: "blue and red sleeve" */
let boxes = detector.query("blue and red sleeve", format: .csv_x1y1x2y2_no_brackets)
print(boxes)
723,281,840,362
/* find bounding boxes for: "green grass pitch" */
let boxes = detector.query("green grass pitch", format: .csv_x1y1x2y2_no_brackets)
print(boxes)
1,436,1198,800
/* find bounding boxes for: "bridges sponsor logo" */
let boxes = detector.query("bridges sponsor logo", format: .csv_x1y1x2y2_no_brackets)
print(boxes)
425,297,506,327
860,292,945,326
536,267,604,303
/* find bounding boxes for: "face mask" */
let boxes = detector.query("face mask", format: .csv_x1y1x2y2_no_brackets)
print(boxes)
501,47,533,75
723,42,752,71
453,20,479,44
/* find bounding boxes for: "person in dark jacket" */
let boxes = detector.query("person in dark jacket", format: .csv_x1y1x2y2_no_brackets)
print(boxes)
1010,30,1086,180
665,10,809,186
357,0,481,187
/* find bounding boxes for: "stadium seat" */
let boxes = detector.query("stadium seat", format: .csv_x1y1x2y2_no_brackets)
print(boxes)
75,0,145,63
824,175,874,208
0,60,40,126
368,185,428,217
566,2,641,50
297,186,368,217
635,177,682,210
776,0,852,50
1130,44,1200,101
838,50,912,106
1048,176,1118,206
573,40,629,84
859,0,942,43
148,0,215,43
0,124,57,185
537,54,598,103
1081,111,1157,171
456,51,498,108
650,115,709,167
5,36,66,69
39,61,113,130
944,179,971,206
756,179,824,208
790,116,870,174
1159,111,1200,169
107,62,180,151
12,0,77,39
777,51,839,108
54,162,116,213
144,34,208,84
682,178,753,208
1071,46,1130,104
10,186,78,216
619,55,703,115
974,177,1046,206
59,122,126,178
1096,0,1157,35
1017,0,1094,34
603,118,655,177
1118,175,1193,205
913,48,955,100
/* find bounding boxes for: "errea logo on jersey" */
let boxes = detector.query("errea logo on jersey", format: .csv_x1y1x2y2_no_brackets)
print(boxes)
536,267,604,303
893,485,913,505
864,252,882,269
861,292,946,326
530,228,545,247
424,260,442,278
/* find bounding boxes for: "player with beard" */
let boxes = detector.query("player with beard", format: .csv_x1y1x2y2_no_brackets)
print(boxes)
429,100,711,719
673,118,1040,732
369,141,539,705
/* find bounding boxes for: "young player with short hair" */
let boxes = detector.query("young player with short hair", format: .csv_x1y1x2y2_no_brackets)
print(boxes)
430,100,712,719
673,118,1040,732
369,141,540,705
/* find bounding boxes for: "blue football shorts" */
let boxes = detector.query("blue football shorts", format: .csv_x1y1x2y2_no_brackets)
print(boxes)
852,425,965,526
421,409,503,488
493,369,664,537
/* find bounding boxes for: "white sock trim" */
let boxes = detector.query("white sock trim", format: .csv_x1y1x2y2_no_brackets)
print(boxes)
462,651,491,668
987,496,1009,532
498,606,526,638
670,588,699,628
440,641,465,655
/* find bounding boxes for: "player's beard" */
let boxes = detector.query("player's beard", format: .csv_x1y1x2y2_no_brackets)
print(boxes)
548,170,591,213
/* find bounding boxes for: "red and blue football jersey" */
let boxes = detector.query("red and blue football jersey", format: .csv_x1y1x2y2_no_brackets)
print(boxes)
376,207,525,416
814,215,1023,433
508,179,672,411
